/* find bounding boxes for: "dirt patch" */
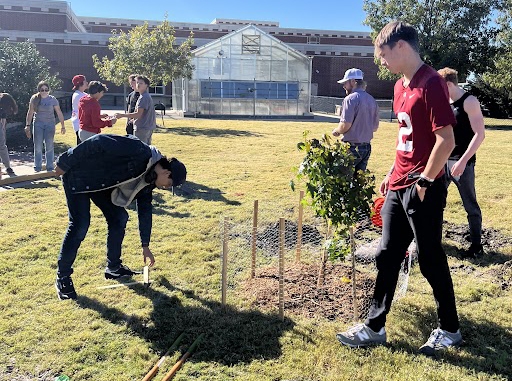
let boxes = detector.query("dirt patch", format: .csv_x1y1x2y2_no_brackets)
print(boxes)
443,221,512,252
484,260,512,290
240,262,375,321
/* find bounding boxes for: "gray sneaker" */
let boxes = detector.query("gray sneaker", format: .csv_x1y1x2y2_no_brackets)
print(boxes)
336,323,387,348
419,328,462,356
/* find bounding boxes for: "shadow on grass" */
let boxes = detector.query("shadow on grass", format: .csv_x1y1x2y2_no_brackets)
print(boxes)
443,242,512,268
77,276,295,366
484,124,512,131
390,305,511,379
155,125,263,138
173,181,241,206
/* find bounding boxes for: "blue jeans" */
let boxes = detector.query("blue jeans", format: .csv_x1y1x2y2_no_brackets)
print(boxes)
445,160,482,245
33,121,55,171
348,143,371,172
57,178,129,279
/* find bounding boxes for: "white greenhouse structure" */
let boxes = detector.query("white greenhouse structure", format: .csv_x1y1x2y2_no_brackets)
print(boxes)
173,25,312,117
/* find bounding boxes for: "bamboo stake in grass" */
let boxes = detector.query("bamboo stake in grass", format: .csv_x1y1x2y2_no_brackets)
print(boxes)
296,190,304,262
221,216,229,306
141,332,185,381
279,217,285,321
160,333,205,381
350,226,358,321
251,200,259,278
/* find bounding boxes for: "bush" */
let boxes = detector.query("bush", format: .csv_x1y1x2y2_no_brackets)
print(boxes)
0,40,61,122
466,76,512,119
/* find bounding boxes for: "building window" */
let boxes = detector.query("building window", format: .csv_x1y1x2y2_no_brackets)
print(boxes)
201,81,299,100
242,35,260,54
307,36,320,44
149,83,165,95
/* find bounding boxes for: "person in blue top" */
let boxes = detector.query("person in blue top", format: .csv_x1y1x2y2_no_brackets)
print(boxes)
53,134,187,300
332,68,380,172
25,81,66,172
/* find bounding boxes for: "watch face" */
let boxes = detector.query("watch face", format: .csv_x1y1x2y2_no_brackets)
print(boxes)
417,178,431,188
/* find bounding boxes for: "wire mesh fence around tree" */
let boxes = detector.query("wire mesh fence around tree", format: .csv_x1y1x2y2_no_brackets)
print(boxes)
220,194,415,322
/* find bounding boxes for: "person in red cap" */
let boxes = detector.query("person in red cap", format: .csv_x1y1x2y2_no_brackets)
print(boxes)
71,75,89,145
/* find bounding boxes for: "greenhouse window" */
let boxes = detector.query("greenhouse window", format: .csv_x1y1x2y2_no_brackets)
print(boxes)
242,35,261,54
201,81,299,99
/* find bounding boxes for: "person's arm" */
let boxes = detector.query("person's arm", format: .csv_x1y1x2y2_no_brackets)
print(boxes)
450,96,485,177
25,100,35,139
380,162,395,196
416,125,455,200
136,187,155,266
115,107,144,120
332,97,355,136
333,120,352,136
54,104,66,134
89,101,115,129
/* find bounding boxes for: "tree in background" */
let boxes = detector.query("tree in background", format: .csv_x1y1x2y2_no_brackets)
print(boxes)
0,40,61,122
483,1,512,92
363,0,501,80
92,18,194,87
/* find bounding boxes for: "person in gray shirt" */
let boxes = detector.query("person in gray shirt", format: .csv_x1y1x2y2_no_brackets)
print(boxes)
25,81,66,172
116,75,156,144
332,68,379,172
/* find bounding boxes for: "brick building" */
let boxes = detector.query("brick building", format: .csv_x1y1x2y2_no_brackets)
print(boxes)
0,0,394,102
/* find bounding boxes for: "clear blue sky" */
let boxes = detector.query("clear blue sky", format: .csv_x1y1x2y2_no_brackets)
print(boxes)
69,0,371,32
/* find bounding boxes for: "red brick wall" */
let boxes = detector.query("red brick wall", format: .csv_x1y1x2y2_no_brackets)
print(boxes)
312,56,394,99
0,11,67,33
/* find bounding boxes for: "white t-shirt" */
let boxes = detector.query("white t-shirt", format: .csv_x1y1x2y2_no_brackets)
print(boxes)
71,90,87,132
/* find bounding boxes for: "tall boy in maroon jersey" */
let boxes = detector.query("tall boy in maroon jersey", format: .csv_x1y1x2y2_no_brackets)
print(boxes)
336,21,462,356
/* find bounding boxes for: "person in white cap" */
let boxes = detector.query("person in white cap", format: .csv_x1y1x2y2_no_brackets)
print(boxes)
332,68,379,172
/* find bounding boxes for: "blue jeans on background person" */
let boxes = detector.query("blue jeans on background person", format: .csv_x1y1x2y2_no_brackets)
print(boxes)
445,160,482,246
33,121,55,171
57,178,129,279
349,143,372,172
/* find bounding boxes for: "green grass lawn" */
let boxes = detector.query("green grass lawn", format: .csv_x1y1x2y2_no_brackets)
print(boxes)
1,118,511,381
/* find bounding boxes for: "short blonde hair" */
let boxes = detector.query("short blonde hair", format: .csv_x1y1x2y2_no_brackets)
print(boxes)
437,67,458,85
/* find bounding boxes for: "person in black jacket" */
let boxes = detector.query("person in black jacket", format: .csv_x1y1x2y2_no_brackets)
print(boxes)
54,134,186,300
125,74,140,135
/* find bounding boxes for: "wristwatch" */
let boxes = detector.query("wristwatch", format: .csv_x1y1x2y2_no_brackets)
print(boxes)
417,174,434,188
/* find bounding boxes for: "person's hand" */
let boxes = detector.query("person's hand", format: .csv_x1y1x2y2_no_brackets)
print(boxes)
450,159,467,178
114,113,123,119
332,127,341,137
142,246,155,267
108,117,117,126
60,125,66,134
100,113,109,118
24,126,32,140
54,166,65,176
415,183,426,201
380,174,390,196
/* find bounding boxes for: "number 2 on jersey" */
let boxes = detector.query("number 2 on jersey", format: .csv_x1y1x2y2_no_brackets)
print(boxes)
397,112,413,152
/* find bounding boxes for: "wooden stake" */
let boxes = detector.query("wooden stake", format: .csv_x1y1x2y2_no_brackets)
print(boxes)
296,190,304,262
350,226,358,321
221,216,228,306
251,200,258,278
141,332,185,381
279,217,285,321
160,334,205,381
143,266,150,288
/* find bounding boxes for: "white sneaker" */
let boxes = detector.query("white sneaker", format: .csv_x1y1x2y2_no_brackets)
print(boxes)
419,328,462,356
336,323,387,348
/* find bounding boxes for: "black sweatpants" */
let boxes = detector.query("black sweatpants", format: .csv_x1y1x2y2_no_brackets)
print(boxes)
365,178,460,333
